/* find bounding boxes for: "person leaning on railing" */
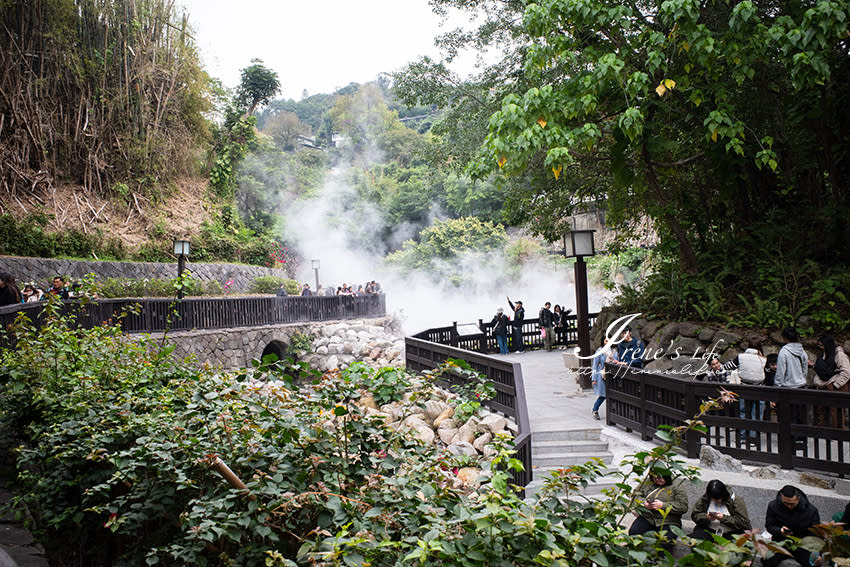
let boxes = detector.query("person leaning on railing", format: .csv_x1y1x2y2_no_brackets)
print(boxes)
812,335,850,429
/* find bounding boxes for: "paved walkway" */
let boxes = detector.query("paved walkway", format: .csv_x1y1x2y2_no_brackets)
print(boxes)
492,348,850,523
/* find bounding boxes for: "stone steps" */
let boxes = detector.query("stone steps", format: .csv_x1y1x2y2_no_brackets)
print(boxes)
525,427,615,499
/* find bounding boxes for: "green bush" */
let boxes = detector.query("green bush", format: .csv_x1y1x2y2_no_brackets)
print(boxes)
96,277,223,298
0,213,126,260
0,303,836,565
249,276,300,295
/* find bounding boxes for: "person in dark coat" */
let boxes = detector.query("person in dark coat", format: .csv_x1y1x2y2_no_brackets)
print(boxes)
507,296,525,352
491,307,510,354
46,276,70,300
763,485,820,567
617,326,645,368
538,302,555,351
0,273,21,306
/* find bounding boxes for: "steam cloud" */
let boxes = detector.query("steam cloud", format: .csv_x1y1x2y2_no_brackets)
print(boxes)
280,167,609,334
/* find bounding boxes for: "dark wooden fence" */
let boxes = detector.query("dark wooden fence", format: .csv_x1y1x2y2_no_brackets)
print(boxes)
413,312,598,353
606,364,850,475
405,336,533,492
0,295,386,345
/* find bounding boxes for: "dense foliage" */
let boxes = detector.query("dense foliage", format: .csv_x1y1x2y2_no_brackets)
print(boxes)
2,301,848,565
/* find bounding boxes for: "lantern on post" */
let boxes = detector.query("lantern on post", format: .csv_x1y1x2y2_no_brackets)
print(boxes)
311,259,320,292
173,239,190,299
561,230,596,389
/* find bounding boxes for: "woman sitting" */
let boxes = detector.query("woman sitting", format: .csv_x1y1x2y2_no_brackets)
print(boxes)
690,479,752,540
629,469,689,545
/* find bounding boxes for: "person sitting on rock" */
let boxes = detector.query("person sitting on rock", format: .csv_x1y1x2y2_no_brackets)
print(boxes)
629,468,689,547
763,485,821,567
690,479,752,540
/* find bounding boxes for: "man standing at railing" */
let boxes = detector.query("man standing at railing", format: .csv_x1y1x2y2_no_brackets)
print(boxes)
507,296,525,353
491,307,510,354
539,301,555,351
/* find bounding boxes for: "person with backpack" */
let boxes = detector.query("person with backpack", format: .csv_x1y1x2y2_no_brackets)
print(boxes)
491,307,510,354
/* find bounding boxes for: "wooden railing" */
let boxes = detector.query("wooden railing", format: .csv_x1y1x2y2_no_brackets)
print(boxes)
405,336,533,493
606,364,850,475
0,295,386,345
413,312,599,353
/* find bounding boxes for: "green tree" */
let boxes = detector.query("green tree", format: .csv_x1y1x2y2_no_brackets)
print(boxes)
235,58,280,116
262,111,309,151
473,0,850,274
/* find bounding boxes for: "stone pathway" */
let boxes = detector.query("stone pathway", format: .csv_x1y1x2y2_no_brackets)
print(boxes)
0,428,47,567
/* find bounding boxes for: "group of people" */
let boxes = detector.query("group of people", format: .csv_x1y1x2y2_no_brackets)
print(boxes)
0,273,78,307
589,324,850,429
630,475,847,567
279,280,383,298
489,298,573,355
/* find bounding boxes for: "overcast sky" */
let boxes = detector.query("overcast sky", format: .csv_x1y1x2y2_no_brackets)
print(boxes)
177,0,474,100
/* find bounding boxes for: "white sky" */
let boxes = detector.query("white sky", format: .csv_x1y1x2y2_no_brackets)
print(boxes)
177,0,475,100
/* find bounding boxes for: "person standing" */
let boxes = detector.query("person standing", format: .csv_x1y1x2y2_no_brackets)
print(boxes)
591,337,610,420
0,273,21,306
775,327,808,388
812,335,850,428
616,326,645,369
507,297,525,352
491,307,510,354
737,337,767,443
46,276,69,300
538,302,555,351
763,485,820,567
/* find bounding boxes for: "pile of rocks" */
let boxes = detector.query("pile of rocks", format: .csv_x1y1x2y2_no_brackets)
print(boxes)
299,317,406,372
353,383,516,489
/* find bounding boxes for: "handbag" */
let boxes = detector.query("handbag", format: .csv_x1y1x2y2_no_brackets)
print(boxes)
541,328,547,339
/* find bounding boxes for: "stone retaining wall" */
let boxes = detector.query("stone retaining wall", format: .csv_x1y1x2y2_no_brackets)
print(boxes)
0,255,289,292
155,316,404,372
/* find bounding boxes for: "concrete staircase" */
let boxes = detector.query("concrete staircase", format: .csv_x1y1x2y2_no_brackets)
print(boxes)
525,428,617,498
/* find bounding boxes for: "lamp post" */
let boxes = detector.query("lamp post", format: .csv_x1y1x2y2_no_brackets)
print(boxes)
173,239,190,299
562,230,596,389
311,259,320,292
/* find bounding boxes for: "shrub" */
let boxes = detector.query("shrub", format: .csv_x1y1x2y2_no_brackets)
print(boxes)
249,276,300,295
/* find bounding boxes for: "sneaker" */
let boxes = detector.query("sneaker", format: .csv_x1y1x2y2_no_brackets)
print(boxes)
593,411,601,420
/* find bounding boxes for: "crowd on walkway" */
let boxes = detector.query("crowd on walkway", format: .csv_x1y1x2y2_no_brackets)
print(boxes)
489,297,573,355
0,272,91,306
628,477,849,566
277,280,383,297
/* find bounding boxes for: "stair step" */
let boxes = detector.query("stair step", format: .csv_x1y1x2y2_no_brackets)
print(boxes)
532,438,609,455
533,428,601,442
524,475,621,499
532,451,614,468
531,465,618,481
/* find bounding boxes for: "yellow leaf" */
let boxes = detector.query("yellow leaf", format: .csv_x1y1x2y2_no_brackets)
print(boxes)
537,117,547,128
498,155,507,168
552,164,563,180
681,41,690,52
656,83,667,96
711,130,718,142
663,79,676,90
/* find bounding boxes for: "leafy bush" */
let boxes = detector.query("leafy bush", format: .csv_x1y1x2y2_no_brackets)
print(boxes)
97,276,223,298
249,276,301,295
1,303,838,566
0,213,126,260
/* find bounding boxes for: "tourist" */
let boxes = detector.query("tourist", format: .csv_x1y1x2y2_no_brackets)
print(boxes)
46,276,70,300
300,283,312,296
705,356,740,384
491,307,510,355
616,326,645,368
775,327,808,389
538,301,555,351
276,283,288,297
812,335,850,428
591,336,610,420
506,296,525,352
553,304,564,346
0,272,22,306
763,485,820,567
736,338,767,441
690,479,752,540
21,284,43,303
629,469,689,546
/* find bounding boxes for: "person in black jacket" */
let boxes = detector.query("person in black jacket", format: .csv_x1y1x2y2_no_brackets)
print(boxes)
539,302,555,351
491,307,510,354
507,297,525,352
764,485,820,567
0,273,21,306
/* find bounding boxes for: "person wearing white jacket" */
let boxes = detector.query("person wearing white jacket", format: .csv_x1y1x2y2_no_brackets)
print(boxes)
775,327,808,389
